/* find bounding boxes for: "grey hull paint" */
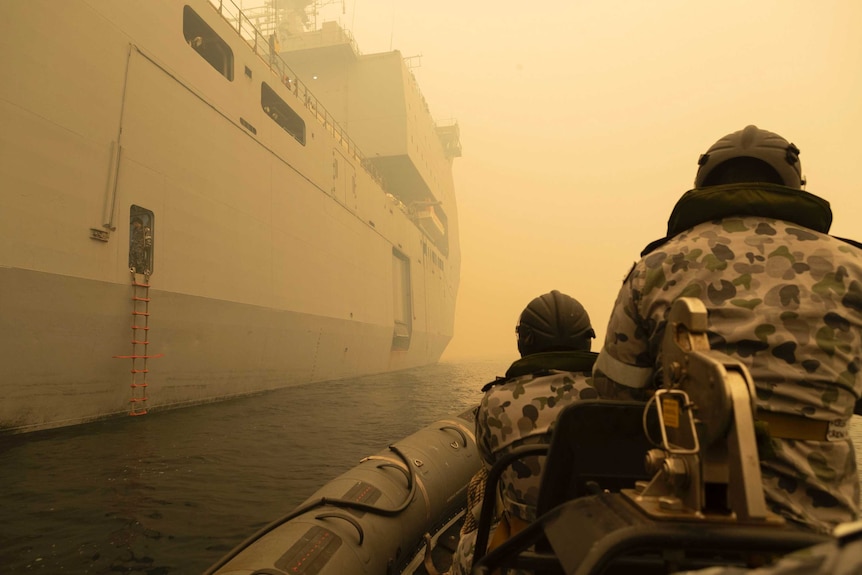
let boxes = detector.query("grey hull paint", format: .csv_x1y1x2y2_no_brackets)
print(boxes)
0,267,449,433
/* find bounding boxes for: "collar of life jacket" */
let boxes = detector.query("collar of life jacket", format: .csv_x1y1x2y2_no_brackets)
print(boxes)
641,183,833,257
666,183,832,238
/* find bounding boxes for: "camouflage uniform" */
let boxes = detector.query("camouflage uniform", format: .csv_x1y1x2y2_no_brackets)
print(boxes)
477,353,600,523
448,351,599,575
448,529,477,575
595,213,862,533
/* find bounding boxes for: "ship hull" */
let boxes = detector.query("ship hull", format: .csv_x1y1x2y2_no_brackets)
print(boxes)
1,267,451,433
0,0,459,433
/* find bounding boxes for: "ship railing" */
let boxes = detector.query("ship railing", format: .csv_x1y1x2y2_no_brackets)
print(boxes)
206,0,387,189
235,4,362,56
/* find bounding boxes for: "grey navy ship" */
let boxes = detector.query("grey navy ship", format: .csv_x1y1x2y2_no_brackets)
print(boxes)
0,0,461,433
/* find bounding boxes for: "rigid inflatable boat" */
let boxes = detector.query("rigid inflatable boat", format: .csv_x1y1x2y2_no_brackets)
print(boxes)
205,408,478,575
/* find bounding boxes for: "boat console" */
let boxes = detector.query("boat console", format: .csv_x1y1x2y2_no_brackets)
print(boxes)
472,297,831,575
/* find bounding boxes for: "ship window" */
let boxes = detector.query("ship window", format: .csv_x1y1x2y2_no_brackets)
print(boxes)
129,206,154,275
183,6,234,81
261,82,306,145
392,249,412,351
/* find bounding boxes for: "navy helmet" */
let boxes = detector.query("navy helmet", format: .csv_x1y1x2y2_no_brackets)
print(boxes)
516,290,595,357
695,125,805,189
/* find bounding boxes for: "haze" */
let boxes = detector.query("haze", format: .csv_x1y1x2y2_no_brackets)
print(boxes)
268,0,862,361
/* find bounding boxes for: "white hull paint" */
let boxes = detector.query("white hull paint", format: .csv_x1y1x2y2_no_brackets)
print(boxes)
0,0,460,432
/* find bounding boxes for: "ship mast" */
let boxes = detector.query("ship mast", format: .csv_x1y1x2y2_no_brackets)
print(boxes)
253,0,346,37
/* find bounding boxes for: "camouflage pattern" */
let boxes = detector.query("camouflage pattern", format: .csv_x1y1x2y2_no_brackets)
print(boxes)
447,469,486,575
477,367,599,523
448,358,598,575
448,529,477,575
596,215,862,533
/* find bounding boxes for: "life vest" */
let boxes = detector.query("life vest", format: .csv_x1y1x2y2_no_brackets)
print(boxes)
641,183,860,256
481,350,598,392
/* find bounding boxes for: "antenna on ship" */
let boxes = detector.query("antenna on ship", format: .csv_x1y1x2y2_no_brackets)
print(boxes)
257,0,345,45
307,0,346,29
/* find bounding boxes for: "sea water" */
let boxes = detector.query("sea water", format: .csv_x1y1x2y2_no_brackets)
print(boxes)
1,358,861,574
0,359,507,574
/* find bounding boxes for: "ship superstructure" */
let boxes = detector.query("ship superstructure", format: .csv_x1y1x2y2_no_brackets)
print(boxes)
0,0,461,432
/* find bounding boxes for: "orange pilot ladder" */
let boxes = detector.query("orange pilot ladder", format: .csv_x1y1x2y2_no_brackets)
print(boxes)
114,271,163,416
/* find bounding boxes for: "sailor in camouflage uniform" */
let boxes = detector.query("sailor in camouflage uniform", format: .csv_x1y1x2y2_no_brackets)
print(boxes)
594,125,862,534
449,290,599,575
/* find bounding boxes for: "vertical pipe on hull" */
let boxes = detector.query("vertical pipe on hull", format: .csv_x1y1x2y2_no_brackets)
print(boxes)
103,43,135,232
